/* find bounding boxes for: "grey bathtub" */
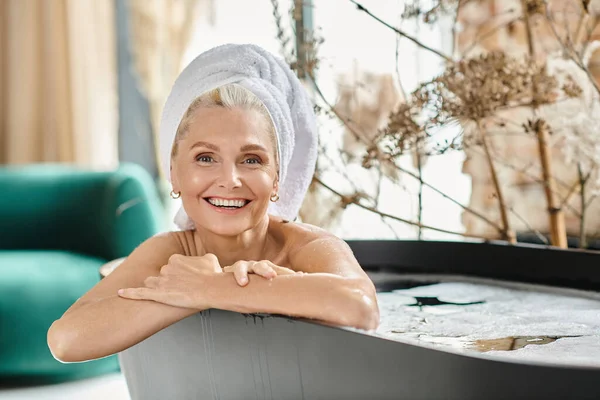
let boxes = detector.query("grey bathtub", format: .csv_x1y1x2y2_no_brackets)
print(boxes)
118,240,600,400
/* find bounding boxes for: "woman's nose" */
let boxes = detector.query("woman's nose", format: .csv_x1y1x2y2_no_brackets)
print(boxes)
217,163,242,189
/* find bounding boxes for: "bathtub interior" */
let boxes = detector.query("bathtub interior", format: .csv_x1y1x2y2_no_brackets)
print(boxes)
369,272,600,368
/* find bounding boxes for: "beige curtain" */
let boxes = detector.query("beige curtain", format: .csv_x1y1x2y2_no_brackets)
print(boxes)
0,0,118,169
127,0,204,178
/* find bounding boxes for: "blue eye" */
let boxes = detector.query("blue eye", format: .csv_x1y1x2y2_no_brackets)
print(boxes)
244,157,261,165
196,155,213,163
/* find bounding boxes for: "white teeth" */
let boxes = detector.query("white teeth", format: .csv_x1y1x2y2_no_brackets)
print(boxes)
208,198,247,208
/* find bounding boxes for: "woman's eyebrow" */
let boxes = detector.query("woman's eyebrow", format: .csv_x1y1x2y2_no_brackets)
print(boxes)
240,144,268,152
190,141,219,151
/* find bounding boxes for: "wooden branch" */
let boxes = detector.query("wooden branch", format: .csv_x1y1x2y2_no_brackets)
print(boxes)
469,126,573,192
523,0,568,248
313,177,495,240
466,146,580,218
349,0,453,62
578,164,587,248
478,120,516,243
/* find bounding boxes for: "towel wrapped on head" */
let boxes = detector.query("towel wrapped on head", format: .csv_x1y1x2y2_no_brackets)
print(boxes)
159,43,318,230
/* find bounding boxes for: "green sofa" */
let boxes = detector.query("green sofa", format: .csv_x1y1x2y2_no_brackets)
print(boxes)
0,163,165,385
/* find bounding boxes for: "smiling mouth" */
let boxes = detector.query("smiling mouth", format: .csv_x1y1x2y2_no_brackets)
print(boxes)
204,198,251,210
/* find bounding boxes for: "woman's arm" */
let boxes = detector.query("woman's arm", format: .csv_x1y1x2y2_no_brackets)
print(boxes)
210,233,379,330
206,271,379,330
119,232,380,330
47,233,199,363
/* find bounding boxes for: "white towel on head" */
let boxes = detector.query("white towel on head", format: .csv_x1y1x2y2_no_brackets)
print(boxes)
159,43,318,230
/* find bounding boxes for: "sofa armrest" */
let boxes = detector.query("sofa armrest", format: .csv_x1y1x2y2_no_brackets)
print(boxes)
0,163,166,260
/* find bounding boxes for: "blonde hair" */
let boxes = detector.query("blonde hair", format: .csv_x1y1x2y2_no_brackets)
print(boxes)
170,84,278,169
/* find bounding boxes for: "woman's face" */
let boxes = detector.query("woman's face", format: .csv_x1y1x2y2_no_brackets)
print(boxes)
171,106,278,236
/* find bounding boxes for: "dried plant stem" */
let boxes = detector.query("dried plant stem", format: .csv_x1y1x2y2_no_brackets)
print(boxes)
578,164,587,248
478,121,515,243
415,148,424,240
534,124,568,247
397,23,425,239
521,0,536,55
463,16,522,56
313,176,494,240
467,134,573,192
308,74,506,235
559,166,594,210
392,24,422,237
585,194,597,209
543,5,600,97
349,0,452,62
523,0,568,248
451,0,464,57
572,6,587,50
579,16,600,59
508,206,549,245
387,154,504,232
270,0,292,60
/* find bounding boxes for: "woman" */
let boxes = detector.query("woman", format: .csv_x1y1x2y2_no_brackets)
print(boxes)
47,44,380,364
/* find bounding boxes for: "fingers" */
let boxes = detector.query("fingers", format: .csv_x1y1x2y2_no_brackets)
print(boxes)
222,260,275,286
118,287,157,301
224,260,251,286
222,260,295,286
162,253,222,275
269,264,297,276
144,276,160,288
258,260,296,276
234,261,250,286
251,261,277,280
201,253,222,273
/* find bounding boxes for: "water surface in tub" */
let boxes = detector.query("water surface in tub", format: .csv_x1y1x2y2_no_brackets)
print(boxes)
372,276,600,367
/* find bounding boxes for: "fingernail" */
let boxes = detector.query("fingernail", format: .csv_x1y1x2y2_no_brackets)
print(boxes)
240,277,248,284
118,289,124,295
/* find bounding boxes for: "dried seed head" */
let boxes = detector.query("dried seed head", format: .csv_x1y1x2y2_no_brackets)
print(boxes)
525,0,545,15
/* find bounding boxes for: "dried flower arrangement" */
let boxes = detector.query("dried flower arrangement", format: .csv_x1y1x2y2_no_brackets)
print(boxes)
273,0,600,249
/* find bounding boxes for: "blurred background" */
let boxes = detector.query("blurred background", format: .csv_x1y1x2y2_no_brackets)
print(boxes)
4,0,599,245
1,0,469,242
2,0,600,398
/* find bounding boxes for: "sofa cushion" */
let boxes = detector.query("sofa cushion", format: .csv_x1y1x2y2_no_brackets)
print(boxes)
0,250,119,384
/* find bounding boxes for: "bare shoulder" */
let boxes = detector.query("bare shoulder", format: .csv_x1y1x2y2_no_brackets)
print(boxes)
125,230,190,264
269,216,336,248
284,221,339,246
274,218,360,276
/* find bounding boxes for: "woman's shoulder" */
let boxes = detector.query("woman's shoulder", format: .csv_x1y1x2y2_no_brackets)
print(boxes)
270,215,338,249
142,230,201,257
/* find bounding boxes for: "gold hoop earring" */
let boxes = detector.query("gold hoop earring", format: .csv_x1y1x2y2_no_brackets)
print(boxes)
270,193,279,202
170,190,181,199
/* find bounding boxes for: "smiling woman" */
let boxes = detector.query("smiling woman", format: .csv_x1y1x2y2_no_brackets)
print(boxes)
47,44,379,364
169,86,280,238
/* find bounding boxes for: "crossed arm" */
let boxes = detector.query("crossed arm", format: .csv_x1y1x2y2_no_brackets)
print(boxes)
47,232,380,363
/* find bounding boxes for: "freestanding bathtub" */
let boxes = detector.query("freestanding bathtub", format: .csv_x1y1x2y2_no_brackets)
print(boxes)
118,240,600,400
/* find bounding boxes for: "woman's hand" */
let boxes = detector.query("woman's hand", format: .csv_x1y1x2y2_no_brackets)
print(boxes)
117,253,222,309
223,260,297,286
